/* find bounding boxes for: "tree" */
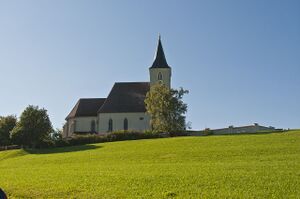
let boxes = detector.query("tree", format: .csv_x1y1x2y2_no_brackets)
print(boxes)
0,115,17,146
145,83,189,132
50,128,63,141
11,105,53,148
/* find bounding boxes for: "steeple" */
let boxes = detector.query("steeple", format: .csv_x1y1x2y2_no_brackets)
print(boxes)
149,35,172,89
150,35,170,68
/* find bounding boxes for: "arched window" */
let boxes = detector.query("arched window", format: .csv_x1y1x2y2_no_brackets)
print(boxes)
108,119,113,132
96,120,99,132
124,118,128,131
91,120,96,132
72,120,77,133
158,72,163,80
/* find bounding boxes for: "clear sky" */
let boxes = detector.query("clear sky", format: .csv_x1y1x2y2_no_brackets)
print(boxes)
0,0,299,130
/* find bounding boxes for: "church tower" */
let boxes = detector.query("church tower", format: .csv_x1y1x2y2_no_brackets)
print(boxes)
149,36,172,89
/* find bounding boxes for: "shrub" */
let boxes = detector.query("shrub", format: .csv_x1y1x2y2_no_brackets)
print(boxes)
169,131,188,137
54,139,70,147
73,131,98,136
54,131,163,148
35,130,190,149
68,134,107,146
144,130,163,138
36,139,55,149
111,131,148,141
63,130,189,147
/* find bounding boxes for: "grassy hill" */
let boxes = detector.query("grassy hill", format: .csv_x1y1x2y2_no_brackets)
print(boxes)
0,130,299,198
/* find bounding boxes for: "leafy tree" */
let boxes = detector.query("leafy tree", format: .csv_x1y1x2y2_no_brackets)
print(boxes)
0,115,17,146
11,105,53,148
145,83,189,132
50,128,63,141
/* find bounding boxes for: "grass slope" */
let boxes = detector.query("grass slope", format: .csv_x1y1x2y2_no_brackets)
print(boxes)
0,131,300,198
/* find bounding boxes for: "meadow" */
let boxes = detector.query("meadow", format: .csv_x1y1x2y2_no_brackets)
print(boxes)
0,130,299,198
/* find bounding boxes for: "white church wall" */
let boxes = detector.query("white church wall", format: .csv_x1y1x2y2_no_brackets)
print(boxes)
64,117,97,138
65,118,75,137
98,112,150,133
74,116,97,133
62,122,69,138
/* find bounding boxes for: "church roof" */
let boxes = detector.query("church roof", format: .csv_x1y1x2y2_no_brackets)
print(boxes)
66,98,106,119
98,82,150,113
150,36,170,69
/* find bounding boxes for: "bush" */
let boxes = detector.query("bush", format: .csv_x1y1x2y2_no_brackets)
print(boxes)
36,139,55,149
111,130,152,141
169,131,188,137
52,131,162,148
68,130,188,147
54,139,70,147
144,130,164,138
73,131,98,136
35,130,189,149
67,134,104,146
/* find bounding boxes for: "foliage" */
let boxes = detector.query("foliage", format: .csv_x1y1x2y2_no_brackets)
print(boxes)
0,115,17,146
73,131,98,135
10,105,53,148
0,130,298,198
36,138,56,149
145,83,189,133
55,131,165,148
169,131,188,137
6,128,186,149
110,130,161,140
67,134,110,146
68,130,186,147
50,128,63,141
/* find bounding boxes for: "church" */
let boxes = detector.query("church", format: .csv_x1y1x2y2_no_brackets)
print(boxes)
63,37,172,138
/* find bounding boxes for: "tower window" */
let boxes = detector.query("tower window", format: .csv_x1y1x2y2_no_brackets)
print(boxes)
124,118,128,131
158,72,163,80
108,119,113,132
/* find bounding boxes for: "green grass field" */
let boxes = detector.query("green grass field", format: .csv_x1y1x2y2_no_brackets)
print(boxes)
1,130,300,198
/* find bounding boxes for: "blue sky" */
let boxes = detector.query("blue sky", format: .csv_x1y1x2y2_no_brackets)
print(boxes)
0,0,299,130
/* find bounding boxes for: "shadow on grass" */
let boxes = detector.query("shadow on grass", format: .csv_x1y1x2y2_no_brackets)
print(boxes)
24,144,102,154
0,150,29,161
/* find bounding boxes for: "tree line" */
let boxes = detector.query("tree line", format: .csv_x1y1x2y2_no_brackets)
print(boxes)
0,83,189,149
0,105,57,148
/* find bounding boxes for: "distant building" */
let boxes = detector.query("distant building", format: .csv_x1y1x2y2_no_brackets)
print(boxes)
63,36,172,138
211,123,276,135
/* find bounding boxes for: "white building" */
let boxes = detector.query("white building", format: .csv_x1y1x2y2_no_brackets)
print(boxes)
63,37,172,137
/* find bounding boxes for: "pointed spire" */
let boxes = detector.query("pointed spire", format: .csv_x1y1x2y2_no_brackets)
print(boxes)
150,35,170,68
